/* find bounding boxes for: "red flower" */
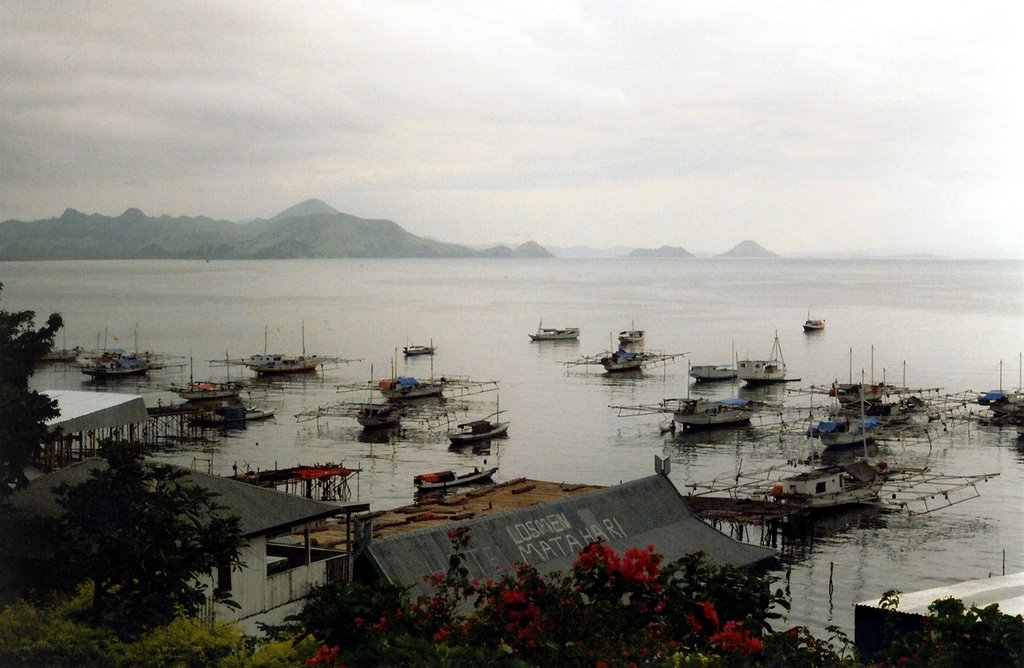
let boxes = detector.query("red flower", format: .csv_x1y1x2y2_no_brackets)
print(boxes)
697,600,719,629
710,621,763,656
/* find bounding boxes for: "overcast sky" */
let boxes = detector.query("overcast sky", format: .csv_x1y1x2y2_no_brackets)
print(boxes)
2,1,1021,256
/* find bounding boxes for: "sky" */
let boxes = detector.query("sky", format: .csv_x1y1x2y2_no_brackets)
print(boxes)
1,1,1022,257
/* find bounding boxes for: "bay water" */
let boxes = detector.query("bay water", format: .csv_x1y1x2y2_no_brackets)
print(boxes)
4,257,1023,636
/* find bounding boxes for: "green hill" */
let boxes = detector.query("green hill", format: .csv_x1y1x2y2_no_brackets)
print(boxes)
0,199,552,260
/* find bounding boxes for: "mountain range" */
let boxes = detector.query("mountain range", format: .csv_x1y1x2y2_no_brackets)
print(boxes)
0,200,779,260
0,200,553,261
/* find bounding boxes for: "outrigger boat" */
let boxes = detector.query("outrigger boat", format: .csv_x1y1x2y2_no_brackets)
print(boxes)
170,357,244,401
672,397,755,431
566,347,685,374
754,461,883,510
193,404,275,426
529,322,580,341
378,376,446,400
356,402,405,429
601,347,645,372
414,465,498,492
81,349,159,379
214,323,356,376
808,417,882,449
686,460,999,516
171,381,244,402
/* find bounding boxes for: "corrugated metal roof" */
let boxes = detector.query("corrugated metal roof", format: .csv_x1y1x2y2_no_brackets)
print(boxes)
363,474,776,596
4,459,363,538
855,571,1024,618
42,390,149,433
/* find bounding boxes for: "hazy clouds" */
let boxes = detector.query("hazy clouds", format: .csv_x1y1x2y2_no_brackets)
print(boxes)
1,1,1021,255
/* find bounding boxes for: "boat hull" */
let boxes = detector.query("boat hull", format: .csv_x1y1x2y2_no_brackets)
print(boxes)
414,467,498,491
689,365,738,382
448,421,509,444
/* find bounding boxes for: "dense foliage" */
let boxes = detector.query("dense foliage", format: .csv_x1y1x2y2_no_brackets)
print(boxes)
0,584,315,667
871,592,1024,667
2,530,1021,665
0,282,62,494
287,528,864,667
50,441,248,639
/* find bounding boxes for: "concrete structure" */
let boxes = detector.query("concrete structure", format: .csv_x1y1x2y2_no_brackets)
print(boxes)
354,459,776,597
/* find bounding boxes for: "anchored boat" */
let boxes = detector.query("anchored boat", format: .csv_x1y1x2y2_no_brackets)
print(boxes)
529,322,580,341
737,333,788,385
414,466,498,492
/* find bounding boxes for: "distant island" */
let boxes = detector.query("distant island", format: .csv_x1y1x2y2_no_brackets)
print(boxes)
0,199,554,261
714,240,778,259
627,246,695,258
623,241,776,259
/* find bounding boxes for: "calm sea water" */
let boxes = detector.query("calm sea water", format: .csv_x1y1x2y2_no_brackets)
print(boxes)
4,257,1023,636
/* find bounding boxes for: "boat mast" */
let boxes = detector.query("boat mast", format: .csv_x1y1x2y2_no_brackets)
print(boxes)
860,372,869,459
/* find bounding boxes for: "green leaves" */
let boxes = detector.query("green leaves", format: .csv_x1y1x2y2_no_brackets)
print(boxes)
52,441,247,639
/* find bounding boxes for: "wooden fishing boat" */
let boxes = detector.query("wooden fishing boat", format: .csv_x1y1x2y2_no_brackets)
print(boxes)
448,418,509,445
245,322,322,375
737,333,788,385
600,347,645,372
378,376,446,400
80,349,157,378
193,405,275,426
403,344,436,356
754,461,883,510
830,382,892,405
808,417,882,449
529,322,580,341
803,313,825,331
245,353,320,375
689,364,738,382
617,324,645,345
171,380,244,402
414,466,498,492
356,402,405,429
42,346,84,363
672,398,754,430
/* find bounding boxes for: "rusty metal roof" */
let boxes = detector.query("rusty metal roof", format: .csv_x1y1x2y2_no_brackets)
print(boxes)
360,473,776,596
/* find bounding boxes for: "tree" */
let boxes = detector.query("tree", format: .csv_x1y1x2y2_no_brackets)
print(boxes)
0,282,63,494
53,440,247,639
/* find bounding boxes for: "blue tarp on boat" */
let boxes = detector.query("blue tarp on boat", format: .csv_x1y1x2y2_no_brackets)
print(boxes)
395,377,420,388
979,391,1006,405
718,398,750,407
614,347,637,360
